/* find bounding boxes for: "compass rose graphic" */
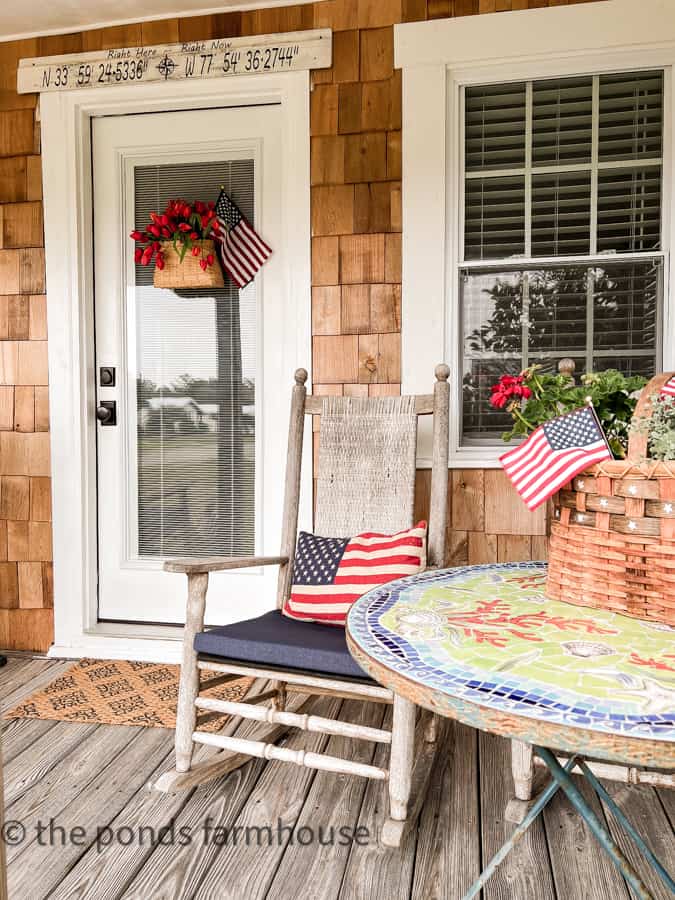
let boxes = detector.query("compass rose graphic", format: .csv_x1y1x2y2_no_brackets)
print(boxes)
157,54,176,80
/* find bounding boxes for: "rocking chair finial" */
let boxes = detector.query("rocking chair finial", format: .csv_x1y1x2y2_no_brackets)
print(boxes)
435,363,450,382
294,368,308,385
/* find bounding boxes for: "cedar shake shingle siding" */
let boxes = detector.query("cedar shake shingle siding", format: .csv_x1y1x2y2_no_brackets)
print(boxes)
0,0,583,649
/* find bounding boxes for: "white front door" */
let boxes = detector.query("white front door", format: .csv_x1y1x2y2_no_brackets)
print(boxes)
92,105,287,626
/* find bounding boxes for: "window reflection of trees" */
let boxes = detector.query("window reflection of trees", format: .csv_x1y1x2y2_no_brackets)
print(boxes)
462,262,658,437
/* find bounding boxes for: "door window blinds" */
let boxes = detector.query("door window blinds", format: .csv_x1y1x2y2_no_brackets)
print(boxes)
461,71,664,443
132,159,256,557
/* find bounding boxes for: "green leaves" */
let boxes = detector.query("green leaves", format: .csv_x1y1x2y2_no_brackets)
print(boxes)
633,394,675,460
500,366,649,458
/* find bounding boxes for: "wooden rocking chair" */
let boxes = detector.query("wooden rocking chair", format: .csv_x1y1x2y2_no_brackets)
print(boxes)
154,365,450,847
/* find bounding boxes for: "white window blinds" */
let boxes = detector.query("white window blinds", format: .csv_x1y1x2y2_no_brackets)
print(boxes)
460,70,665,443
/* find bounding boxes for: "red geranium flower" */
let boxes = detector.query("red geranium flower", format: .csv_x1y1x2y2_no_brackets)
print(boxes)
490,374,532,409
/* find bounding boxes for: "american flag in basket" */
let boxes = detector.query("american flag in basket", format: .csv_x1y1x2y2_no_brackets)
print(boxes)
501,407,612,512
285,522,427,625
214,190,272,288
661,376,675,397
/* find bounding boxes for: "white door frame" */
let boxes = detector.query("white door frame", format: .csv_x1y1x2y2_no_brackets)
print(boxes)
41,71,312,662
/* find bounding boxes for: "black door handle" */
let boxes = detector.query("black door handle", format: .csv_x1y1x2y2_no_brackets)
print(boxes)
96,401,117,426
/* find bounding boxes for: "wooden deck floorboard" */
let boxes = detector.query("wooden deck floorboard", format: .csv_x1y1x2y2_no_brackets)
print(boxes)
542,770,629,900
338,706,417,900
266,699,385,900
0,659,672,900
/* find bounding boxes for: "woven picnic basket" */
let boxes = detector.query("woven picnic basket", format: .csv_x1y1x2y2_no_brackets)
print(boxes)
546,372,675,626
153,240,224,289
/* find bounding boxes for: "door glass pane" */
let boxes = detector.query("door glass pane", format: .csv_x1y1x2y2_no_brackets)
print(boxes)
133,160,255,558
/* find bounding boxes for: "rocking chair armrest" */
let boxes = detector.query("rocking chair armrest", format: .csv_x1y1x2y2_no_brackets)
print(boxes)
163,555,288,575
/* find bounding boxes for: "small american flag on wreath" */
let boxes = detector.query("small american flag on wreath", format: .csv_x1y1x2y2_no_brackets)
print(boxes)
214,189,272,288
501,406,613,511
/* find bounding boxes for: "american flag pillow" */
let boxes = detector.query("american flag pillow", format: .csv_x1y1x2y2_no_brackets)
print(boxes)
284,522,428,626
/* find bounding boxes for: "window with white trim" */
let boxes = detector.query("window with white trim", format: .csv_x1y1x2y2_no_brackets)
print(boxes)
460,70,665,445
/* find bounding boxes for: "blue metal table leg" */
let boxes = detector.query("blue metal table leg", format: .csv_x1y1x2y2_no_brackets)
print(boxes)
536,747,654,900
577,759,675,895
464,747,669,900
461,756,578,900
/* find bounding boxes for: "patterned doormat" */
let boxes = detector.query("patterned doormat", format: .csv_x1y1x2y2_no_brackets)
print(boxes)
3,658,253,731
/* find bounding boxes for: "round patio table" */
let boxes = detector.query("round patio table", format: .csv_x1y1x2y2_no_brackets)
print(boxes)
346,562,675,900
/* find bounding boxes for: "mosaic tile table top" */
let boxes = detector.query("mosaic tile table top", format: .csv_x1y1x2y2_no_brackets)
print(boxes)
347,562,675,744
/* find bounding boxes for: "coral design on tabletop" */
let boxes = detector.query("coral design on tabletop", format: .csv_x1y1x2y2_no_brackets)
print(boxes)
347,563,675,739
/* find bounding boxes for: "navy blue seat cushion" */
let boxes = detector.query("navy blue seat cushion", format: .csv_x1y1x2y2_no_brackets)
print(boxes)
194,610,371,681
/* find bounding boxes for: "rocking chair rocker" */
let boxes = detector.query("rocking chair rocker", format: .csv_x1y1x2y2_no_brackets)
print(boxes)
154,365,450,847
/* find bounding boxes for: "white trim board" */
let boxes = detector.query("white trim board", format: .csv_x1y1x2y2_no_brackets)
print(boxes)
41,72,312,661
17,30,331,94
396,0,675,469
395,0,675,67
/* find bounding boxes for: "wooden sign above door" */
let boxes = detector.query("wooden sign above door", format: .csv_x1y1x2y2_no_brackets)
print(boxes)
17,28,332,94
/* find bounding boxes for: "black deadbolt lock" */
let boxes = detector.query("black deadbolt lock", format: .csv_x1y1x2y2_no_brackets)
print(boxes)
100,367,116,387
